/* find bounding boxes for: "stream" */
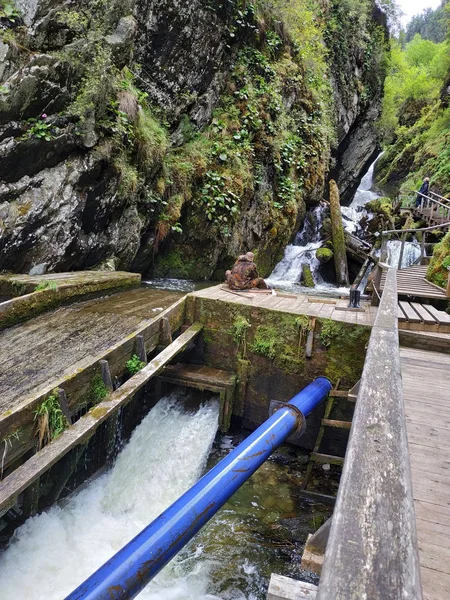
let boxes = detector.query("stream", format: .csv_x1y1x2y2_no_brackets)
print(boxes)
0,391,329,600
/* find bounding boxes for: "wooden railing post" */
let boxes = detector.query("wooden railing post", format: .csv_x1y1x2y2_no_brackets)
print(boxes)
380,233,389,264
398,233,406,269
421,232,426,262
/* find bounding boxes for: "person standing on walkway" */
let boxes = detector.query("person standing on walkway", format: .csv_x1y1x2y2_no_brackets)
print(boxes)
415,177,430,207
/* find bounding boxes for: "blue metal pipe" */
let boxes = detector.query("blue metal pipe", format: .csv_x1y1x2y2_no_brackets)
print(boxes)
66,377,331,600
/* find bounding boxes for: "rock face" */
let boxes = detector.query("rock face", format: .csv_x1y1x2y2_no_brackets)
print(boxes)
0,0,388,277
327,3,388,204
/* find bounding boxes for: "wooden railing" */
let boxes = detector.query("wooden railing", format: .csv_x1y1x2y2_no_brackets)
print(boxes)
399,190,450,226
429,190,450,204
316,268,423,600
380,221,450,270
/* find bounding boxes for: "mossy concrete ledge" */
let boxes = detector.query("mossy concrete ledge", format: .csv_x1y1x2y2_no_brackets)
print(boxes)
186,293,371,449
0,271,141,330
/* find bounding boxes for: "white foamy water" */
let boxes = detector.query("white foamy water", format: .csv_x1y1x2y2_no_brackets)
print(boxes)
341,155,382,235
387,239,421,269
267,205,332,291
0,392,225,600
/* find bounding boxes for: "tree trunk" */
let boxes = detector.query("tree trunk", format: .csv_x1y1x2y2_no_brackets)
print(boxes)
329,180,349,286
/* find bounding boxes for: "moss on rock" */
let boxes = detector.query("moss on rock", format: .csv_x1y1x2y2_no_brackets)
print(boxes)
427,230,450,289
316,247,333,264
302,264,315,287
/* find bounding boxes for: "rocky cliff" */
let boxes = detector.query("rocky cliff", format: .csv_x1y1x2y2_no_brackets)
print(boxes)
0,0,388,278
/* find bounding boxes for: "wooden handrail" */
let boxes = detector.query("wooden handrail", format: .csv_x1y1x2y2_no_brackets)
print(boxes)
429,190,450,204
411,190,449,209
316,268,423,600
382,222,450,235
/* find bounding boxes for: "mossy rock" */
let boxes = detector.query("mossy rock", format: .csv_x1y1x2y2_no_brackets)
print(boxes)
365,197,394,220
302,264,315,288
316,247,333,264
427,231,450,289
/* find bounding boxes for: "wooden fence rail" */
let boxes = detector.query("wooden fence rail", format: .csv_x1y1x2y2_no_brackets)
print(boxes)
316,268,423,600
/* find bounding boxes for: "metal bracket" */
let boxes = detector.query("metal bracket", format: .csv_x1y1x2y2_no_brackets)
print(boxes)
269,400,306,444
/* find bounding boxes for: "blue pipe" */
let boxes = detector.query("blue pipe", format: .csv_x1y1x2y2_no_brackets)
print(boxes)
66,377,331,600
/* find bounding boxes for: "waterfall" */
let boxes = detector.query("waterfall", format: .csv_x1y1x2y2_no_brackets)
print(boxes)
341,156,381,235
0,392,224,600
267,204,328,290
387,239,422,269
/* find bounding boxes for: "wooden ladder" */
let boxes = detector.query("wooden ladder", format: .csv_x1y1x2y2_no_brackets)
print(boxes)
302,381,359,492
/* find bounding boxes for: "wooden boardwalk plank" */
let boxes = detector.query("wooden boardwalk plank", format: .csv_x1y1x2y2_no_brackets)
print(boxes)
399,301,422,323
400,346,450,600
424,304,450,325
420,568,450,600
410,303,439,325
191,285,378,327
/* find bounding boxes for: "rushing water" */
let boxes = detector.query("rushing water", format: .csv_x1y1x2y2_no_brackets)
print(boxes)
341,158,380,235
268,153,422,291
267,204,328,291
267,159,386,292
0,392,328,600
0,393,220,600
386,239,421,269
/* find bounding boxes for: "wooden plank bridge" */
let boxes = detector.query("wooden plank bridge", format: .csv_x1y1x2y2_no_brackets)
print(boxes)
380,265,447,300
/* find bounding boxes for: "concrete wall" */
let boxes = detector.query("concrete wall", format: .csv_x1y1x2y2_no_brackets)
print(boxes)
187,296,370,449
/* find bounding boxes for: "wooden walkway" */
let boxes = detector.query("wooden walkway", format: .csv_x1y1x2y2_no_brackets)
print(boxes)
191,285,378,327
401,347,450,600
380,265,447,300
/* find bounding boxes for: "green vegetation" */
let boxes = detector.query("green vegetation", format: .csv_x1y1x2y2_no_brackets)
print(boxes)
87,374,109,405
250,325,277,359
319,320,370,385
126,354,146,376
406,1,449,43
35,281,57,292
0,1,21,23
24,118,55,142
302,264,315,287
378,4,450,195
427,230,450,287
320,320,345,348
231,315,252,358
34,394,68,449
378,35,450,142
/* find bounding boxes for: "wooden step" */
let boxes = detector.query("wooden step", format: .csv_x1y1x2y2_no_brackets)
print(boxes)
328,390,349,398
321,419,352,430
423,304,450,325
310,453,345,466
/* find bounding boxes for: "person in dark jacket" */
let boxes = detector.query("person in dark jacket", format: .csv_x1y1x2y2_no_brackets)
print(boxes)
225,252,268,290
415,177,430,207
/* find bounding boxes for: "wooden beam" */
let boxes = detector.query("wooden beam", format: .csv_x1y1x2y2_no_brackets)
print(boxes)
0,323,203,515
310,453,344,466
321,419,352,430
268,574,317,600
